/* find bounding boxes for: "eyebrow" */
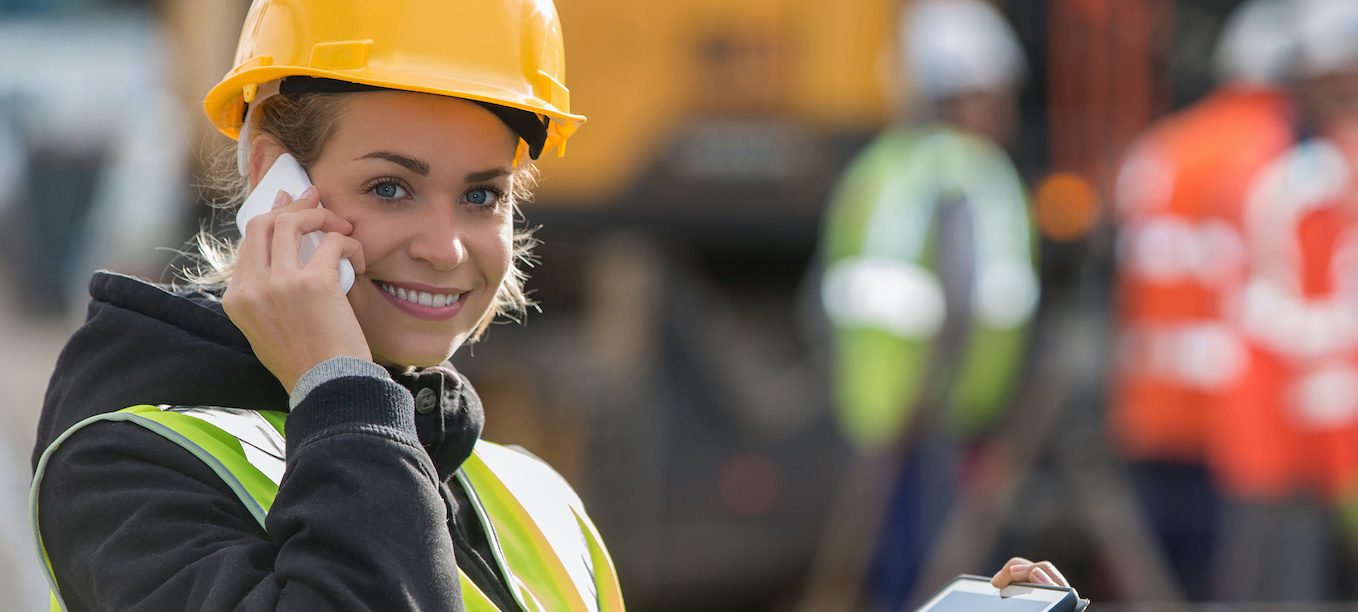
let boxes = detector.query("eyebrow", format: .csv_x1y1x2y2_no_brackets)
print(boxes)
466,168,513,183
357,151,429,176
357,151,511,184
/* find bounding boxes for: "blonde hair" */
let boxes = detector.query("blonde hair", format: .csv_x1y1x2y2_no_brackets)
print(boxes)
183,91,540,340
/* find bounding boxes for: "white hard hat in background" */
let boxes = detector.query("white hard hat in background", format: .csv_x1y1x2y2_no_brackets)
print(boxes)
901,0,1027,102
1294,0,1358,78
1211,0,1297,85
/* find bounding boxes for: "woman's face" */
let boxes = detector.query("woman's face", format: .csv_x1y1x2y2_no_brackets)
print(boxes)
303,90,518,367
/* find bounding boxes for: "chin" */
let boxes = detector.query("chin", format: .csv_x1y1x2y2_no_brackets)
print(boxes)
371,338,464,369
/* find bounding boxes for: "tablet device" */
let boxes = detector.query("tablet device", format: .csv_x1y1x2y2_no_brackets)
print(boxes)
916,574,1086,612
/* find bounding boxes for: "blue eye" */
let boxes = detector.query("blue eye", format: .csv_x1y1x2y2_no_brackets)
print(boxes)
466,188,499,206
374,182,407,199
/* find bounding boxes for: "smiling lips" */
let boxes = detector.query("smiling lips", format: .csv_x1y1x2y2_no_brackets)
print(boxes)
377,280,467,312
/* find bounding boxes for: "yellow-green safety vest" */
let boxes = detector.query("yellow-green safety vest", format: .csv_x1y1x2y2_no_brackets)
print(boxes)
31,404,625,612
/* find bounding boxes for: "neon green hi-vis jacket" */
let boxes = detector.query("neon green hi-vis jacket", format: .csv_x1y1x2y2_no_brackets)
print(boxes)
819,125,1039,450
33,405,625,612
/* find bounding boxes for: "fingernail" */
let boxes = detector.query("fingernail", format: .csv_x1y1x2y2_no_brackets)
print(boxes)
1030,568,1051,584
273,190,287,208
1010,563,1031,574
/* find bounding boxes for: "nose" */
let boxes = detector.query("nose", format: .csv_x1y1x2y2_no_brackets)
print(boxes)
407,204,467,271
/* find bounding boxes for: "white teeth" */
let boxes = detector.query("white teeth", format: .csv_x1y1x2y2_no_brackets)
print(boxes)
379,282,459,308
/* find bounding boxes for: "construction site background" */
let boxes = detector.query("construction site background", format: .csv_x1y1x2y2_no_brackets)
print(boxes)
1,0,1352,610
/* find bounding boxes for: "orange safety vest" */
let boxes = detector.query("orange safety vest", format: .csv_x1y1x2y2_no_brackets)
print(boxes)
1213,135,1358,504
1111,86,1294,463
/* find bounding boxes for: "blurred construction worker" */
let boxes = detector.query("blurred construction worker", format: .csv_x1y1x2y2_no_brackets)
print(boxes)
817,0,1039,607
1108,0,1297,599
29,0,627,609
1205,0,1358,599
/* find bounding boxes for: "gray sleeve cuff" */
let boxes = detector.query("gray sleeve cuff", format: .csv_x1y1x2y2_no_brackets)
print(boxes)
289,357,391,411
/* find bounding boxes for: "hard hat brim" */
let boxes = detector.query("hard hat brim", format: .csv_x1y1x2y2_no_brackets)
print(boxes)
204,66,586,157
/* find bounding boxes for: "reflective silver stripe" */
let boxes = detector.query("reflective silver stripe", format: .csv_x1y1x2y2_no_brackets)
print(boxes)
972,258,1037,329
1116,216,1249,287
1290,363,1358,429
1117,322,1248,389
1237,279,1358,360
161,406,286,485
453,469,536,612
1243,139,1348,287
860,133,943,263
852,129,1037,332
822,257,946,337
473,442,600,612
963,136,1038,329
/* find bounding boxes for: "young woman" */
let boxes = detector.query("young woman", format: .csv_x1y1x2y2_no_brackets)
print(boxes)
29,0,1076,609
30,1,618,610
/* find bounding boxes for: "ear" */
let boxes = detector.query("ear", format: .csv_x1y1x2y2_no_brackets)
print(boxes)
247,134,290,190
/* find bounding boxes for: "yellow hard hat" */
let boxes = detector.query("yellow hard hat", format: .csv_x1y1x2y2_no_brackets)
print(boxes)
203,0,585,159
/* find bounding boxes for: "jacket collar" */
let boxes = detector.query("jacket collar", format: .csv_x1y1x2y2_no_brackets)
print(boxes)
389,364,484,480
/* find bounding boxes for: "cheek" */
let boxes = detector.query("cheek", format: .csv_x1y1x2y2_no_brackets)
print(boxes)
350,223,392,261
482,220,515,283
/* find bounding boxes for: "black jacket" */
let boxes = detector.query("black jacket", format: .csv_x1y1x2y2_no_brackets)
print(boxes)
33,271,519,611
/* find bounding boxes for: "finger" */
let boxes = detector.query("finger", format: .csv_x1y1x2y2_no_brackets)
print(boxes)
1031,561,1068,587
991,557,1033,588
234,192,288,276
283,185,322,210
1028,567,1055,586
270,186,351,235
270,188,294,210
268,212,306,275
236,189,298,278
1028,564,1079,599
272,202,354,236
310,233,367,277
269,209,354,272
295,185,317,204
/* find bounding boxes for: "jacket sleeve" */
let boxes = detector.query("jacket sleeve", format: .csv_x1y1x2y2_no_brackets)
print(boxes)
36,367,464,611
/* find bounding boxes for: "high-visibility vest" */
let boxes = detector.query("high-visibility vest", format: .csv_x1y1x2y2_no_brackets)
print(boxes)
31,404,625,612
819,125,1039,449
1211,136,1358,503
1109,86,1293,464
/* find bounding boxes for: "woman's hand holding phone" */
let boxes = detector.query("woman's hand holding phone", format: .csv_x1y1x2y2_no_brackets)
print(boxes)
224,185,370,394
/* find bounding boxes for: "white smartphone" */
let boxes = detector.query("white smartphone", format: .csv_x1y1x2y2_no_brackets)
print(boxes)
916,574,1086,612
235,153,355,294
